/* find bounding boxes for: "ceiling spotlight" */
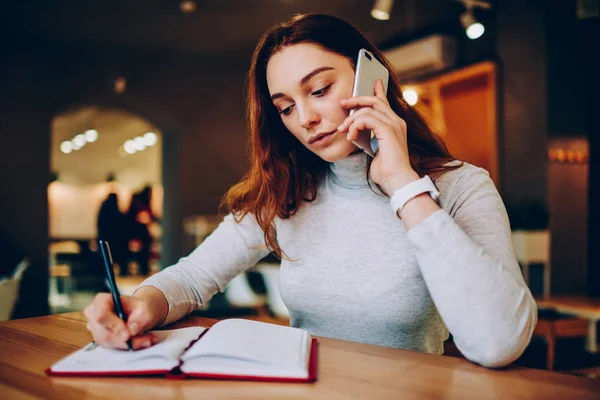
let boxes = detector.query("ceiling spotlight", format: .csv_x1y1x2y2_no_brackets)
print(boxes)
143,132,157,146
180,1,197,14
124,140,136,154
133,137,146,151
73,134,86,148
60,141,73,154
457,0,490,39
371,0,394,21
84,129,98,142
461,11,485,39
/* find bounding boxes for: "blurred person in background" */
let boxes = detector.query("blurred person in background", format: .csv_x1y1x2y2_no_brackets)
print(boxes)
97,193,130,276
126,186,160,275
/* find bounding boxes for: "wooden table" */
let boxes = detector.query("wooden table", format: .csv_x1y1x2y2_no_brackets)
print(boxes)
536,296,600,353
1,313,600,399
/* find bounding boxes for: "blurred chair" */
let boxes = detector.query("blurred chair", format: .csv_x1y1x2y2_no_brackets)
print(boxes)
533,310,589,370
48,240,81,266
256,263,290,320
0,257,30,321
48,264,73,309
512,230,551,297
223,273,267,311
51,240,106,293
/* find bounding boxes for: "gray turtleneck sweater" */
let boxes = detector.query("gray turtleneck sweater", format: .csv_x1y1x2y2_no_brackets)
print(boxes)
138,153,537,368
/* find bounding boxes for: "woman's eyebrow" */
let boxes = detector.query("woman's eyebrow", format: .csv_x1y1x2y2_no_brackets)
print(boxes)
271,66,335,100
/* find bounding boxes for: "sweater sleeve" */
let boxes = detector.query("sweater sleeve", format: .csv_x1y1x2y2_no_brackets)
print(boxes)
135,213,270,326
406,166,537,368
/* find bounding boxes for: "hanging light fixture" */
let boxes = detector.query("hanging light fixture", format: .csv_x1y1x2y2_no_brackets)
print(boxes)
456,0,491,40
371,0,394,21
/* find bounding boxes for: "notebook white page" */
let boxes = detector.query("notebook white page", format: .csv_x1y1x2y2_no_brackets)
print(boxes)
51,326,206,373
180,319,312,378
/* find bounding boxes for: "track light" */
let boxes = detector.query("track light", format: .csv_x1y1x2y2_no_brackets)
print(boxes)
460,11,485,39
371,0,394,21
456,0,490,40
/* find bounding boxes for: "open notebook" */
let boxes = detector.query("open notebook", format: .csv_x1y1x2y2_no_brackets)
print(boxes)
46,318,318,382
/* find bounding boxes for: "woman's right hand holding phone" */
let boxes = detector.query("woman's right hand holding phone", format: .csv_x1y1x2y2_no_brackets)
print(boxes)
83,286,168,350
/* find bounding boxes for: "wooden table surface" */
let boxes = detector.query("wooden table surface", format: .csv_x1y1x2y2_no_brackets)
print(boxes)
1,313,600,400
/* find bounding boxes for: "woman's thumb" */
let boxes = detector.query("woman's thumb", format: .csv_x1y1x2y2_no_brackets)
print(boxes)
122,297,149,336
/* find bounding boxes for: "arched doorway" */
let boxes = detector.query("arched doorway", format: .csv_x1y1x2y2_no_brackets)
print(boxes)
48,105,163,313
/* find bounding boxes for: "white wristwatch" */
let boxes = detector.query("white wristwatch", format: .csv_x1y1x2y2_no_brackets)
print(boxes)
390,175,440,217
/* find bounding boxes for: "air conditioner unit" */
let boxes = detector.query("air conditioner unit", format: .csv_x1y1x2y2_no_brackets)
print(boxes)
383,34,457,80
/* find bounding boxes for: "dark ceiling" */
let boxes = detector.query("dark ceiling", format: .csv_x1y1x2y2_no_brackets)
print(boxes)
4,0,468,57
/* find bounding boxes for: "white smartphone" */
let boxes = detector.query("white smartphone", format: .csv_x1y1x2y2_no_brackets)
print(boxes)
350,48,390,157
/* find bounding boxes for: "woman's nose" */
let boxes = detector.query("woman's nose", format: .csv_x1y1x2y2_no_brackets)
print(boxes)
298,104,320,129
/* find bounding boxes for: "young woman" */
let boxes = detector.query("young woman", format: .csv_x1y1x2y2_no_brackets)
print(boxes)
84,13,536,368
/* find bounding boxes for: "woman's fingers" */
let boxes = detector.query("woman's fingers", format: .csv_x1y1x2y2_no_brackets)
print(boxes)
338,107,394,137
341,80,392,115
84,292,159,350
131,332,160,350
84,294,126,336
373,78,388,103
85,316,158,350
122,297,152,336
86,320,129,350
341,96,388,114
96,301,129,337
345,113,391,142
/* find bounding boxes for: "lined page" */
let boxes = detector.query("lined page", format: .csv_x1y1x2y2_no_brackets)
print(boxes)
51,326,205,373
181,319,310,374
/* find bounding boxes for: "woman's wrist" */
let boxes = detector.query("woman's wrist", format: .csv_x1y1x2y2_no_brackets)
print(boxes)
382,169,420,195
133,286,169,329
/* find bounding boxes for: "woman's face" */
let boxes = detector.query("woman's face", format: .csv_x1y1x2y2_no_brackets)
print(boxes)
266,43,358,162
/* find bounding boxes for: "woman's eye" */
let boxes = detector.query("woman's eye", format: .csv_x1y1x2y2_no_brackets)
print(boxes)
312,85,331,97
279,105,294,116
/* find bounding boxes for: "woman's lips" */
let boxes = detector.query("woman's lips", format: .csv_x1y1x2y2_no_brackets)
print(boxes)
310,130,337,148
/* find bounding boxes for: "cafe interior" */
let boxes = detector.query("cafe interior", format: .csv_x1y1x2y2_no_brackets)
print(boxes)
1,0,599,390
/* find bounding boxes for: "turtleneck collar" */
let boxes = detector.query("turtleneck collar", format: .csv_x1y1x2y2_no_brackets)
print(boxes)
328,151,371,188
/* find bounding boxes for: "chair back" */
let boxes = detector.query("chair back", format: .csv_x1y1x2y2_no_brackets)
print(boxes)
0,257,30,321
12,258,30,280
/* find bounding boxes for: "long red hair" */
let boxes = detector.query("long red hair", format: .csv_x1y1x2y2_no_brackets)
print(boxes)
222,13,459,258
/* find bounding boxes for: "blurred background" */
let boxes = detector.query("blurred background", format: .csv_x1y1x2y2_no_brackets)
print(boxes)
0,0,598,377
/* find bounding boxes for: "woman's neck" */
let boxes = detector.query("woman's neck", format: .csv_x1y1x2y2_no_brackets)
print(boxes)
329,151,371,188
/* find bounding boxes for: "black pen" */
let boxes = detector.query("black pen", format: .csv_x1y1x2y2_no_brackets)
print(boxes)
98,239,133,351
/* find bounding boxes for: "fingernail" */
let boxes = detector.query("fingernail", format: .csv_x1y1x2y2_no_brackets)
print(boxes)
337,124,344,131
120,330,129,340
129,322,139,335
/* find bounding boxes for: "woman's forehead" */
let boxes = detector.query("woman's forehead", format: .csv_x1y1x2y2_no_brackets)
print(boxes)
266,43,349,91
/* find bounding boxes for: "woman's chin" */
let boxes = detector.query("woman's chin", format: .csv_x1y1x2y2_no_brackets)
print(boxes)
315,142,357,162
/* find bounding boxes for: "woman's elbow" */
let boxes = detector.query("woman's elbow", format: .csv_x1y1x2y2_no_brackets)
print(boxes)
470,340,527,368
469,301,538,368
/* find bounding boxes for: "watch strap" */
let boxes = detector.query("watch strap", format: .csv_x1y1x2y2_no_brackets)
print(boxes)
390,175,440,216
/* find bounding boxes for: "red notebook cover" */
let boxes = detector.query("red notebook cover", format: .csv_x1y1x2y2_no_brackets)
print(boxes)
46,338,318,383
